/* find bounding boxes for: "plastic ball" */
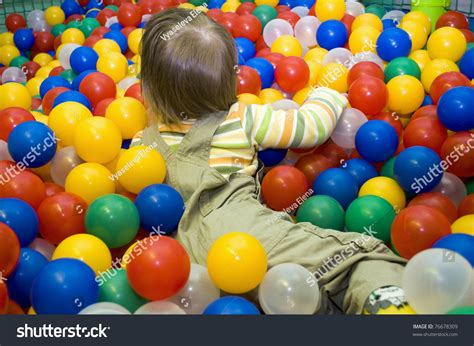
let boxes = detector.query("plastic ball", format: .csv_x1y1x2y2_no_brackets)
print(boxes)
440,132,474,178
316,20,347,50
430,71,471,104
451,215,474,236
48,101,92,146
421,58,460,92
79,72,116,107
376,28,412,62
127,235,190,300
271,35,303,57
128,28,143,55
69,46,99,75
252,5,278,28
402,11,432,34
315,0,345,21
386,75,424,114
204,296,260,315
352,13,383,31
0,223,20,278
458,195,474,217
437,86,474,131
275,57,309,93
296,195,345,230
13,28,35,51
80,302,130,315
0,83,31,111
403,116,447,154
348,75,388,116
355,120,398,163
0,198,38,247
399,20,428,51
207,232,267,294
44,6,65,26
31,258,99,314
316,62,348,92
258,263,320,314
50,146,84,187
245,57,274,88
134,301,185,315
0,107,35,141
431,172,467,207
0,45,20,66
330,108,367,149
258,148,287,166
342,158,378,187
427,27,467,62
262,18,293,47
104,97,146,139
348,26,379,54
359,176,406,211
402,248,471,314
459,48,474,79
294,153,334,185
97,51,128,83
313,168,358,209
6,13,26,32
384,57,421,82
237,65,261,95
117,3,142,27
432,233,474,266
103,30,128,53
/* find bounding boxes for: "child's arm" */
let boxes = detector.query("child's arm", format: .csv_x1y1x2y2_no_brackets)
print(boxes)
243,87,348,150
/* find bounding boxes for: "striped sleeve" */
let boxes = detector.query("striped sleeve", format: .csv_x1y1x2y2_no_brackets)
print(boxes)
243,87,348,149
130,130,144,147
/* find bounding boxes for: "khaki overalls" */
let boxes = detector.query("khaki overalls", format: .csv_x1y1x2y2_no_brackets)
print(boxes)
140,111,406,314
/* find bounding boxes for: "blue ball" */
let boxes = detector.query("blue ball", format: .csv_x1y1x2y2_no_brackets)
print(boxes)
7,121,57,168
70,46,99,74
259,148,288,167
104,30,128,53
204,296,260,315
394,146,443,194
313,168,358,209
85,0,105,11
342,158,378,187
433,234,474,267
39,76,70,98
137,21,147,29
13,28,35,51
86,9,100,18
53,90,92,110
7,248,48,308
135,184,185,235
110,22,124,31
71,69,95,91
459,48,474,79
355,120,398,163
376,28,411,61
235,37,256,63
382,18,397,30
437,86,474,132
0,198,38,247
245,57,274,88
238,53,245,65
421,94,432,106
121,139,132,149
61,0,82,17
295,0,315,8
279,0,297,7
316,20,348,50
208,0,226,9
31,258,99,314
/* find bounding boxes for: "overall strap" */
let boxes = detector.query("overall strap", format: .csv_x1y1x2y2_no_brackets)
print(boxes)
142,124,173,161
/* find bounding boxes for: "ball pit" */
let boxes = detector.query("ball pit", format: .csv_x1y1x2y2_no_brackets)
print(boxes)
0,0,471,317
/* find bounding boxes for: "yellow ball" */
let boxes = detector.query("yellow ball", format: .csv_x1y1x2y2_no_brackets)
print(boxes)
121,241,138,269
105,97,147,139
44,6,66,26
315,0,345,21
255,0,278,6
117,145,166,194
421,58,459,92
0,83,31,111
400,20,428,51
65,163,115,204
387,75,424,115
0,32,14,46
35,66,53,79
271,35,303,57
409,49,431,72
238,93,263,105
402,11,432,35
47,60,61,68
26,77,44,97
28,307,36,315
259,88,284,104
48,102,93,146
128,28,143,55
306,60,322,86
352,13,383,32
178,3,195,9
427,27,467,62
316,62,348,93
451,215,474,236
0,45,20,66
207,232,267,294
61,28,85,45
304,47,328,64
33,53,53,67
293,87,312,105
349,26,380,54
359,177,406,211
221,1,240,12
32,111,49,126
93,39,122,56
74,117,123,164
104,149,126,192
53,234,112,275
97,52,129,83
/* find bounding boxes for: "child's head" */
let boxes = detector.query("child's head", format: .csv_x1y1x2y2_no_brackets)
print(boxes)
141,9,237,124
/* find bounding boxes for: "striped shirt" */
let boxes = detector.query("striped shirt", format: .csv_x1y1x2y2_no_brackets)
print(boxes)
131,87,347,178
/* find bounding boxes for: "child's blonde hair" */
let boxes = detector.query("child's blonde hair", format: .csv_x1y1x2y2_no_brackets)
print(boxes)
141,9,238,124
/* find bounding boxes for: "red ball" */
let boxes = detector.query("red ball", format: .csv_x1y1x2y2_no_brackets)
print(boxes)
369,111,403,138
0,281,8,314
42,87,69,115
79,72,117,107
118,3,142,27
6,13,26,32
341,14,355,35
232,14,261,42
408,192,458,224
436,10,469,30
31,97,42,111
33,32,54,52
236,2,257,16
391,205,451,259
124,83,144,103
44,182,65,197
255,35,268,51
127,236,190,300
97,8,117,26
217,12,238,34
37,192,88,245
262,165,309,211
313,140,348,166
21,61,41,80
53,35,62,51
121,26,136,38
411,105,438,121
429,71,471,104
0,160,46,210
276,5,291,13
460,29,474,43
348,75,388,116
264,52,285,69
277,11,300,28
83,35,102,48
440,132,474,178
275,57,309,94
295,153,335,186
237,65,262,95
256,47,272,58
93,98,115,116
49,66,65,77
347,61,384,87
403,116,448,154
458,194,474,217
207,9,223,22
0,223,20,278
91,26,110,38
65,14,83,24
0,107,35,141
139,0,155,15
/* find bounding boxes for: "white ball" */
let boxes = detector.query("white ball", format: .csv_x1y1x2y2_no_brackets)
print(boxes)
79,302,131,315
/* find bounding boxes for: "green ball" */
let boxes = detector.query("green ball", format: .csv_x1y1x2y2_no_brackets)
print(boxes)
467,42,474,50
252,5,278,29
9,56,29,68
241,0,255,2
60,69,77,84
466,179,474,195
105,5,119,12
99,268,148,312
189,0,207,5
80,18,100,38
67,21,81,29
296,195,345,231
380,156,397,179
365,5,386,19
51,24,67,37
345,195,395,243
447,306,474,314
85,194,140,248
384,57,421,83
